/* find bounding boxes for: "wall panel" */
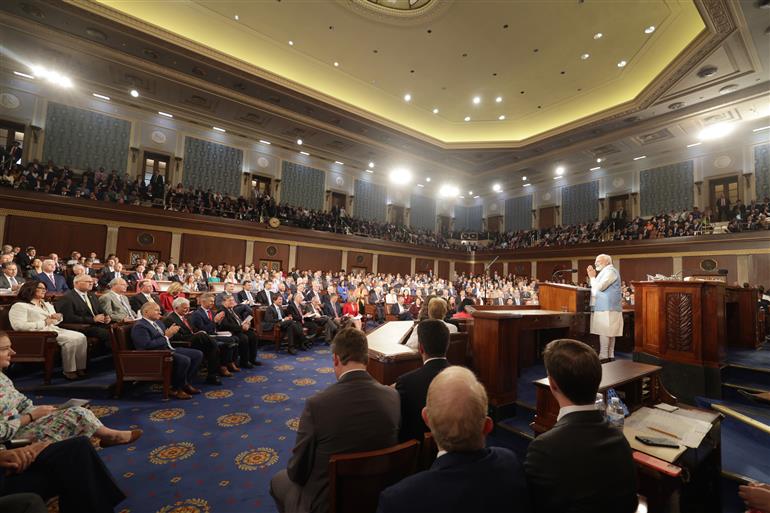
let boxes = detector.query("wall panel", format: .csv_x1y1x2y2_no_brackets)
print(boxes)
253,241,290,271
454,262,471,277
509,261,532,278
489,261,504,277
561,181,599,225
620,257,673,283
183,137,243,197
281,161,325,211
4,215,107,259
748,254,770,288
415,257,434,275
536,260,572,282
116,227,172,264
682,255,738,285
640,161,693,216
378,254,411,275
296,246,341,272
437,260,450,280
410,194,437,231
354,179,387,222
347,251,373,271
180,234,245,267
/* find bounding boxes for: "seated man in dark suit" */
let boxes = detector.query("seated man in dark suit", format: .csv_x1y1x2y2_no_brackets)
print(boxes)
263,295,306,355
215,282,251,318
271,328,400,513
97,262,123,290
164,296,233,385
237,280,259,306
390,295,414,321
524,339,638,513
0,436,126,513
256,287,275,306
218,294,260,369
188,293,241,373
286,295,315,351
131,302,203,400
0,262,24,291
54,274,111,347
129,279,162,314
378,366,530,513
396,319,450,442
37,259,68,293
368,286,386,323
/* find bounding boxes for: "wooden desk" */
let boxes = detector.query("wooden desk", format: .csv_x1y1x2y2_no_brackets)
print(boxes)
531,360,675,434
725,286,761,349
472,309,583,407
366,321,421,385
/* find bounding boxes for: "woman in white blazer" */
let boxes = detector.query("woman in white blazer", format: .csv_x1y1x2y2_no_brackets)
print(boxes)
8,280,88,380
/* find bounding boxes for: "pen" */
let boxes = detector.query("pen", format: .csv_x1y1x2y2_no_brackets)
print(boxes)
648,426,681,440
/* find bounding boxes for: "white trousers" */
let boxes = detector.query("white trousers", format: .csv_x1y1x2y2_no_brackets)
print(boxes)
599,335,616,360
54,327,88,372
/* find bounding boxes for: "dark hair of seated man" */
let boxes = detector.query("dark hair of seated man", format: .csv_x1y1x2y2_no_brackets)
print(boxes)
417,319,449,358
543,338,601,405
330,327,368,365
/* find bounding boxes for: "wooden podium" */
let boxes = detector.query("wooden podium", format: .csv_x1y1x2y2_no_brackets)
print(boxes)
633,280,726,402
471,283,590,407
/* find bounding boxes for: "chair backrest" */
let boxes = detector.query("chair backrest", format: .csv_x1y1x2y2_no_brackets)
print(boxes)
418,431,438,471
447,332,468,366
329,439,420,513
253,307,267,334
0,305,11,330
110,322,135,351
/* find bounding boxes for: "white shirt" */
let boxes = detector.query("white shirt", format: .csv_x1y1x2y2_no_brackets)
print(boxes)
557,403,598,422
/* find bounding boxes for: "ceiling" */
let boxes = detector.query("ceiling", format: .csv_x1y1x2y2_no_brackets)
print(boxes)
0,0,768,197
92,0,705,145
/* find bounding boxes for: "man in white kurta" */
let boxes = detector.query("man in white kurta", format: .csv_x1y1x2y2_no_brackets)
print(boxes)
587,254,623,361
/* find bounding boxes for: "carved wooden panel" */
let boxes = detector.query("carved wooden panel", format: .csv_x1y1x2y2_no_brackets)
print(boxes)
665,292,693,352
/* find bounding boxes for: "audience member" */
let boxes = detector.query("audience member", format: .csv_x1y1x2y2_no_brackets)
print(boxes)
129,279,161,313
270,328,400,513
405,297,457,350
98,278,137,322
188,293,241,373
0,262,24,291
55,274,111,349
342,295,363,330
159,281,185,313
37,259,68,292
390,295,414,321
524,339,637,513
8,281,88,380
378,366,531,513
218,294,260,368
739,482,770,512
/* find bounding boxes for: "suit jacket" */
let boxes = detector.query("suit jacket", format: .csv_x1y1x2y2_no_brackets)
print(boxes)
125,271,144,285
130,318,172,350
288,370,400,513
189,307,219,335
38,272,68,293
286,302,306,325
218,307,246,334
395,358,449,442
237,289,258,305
369,290,383,304
98,291,135,322
129,293,161,314
256,289,275,306
0,274,24,290
524,410,638,513
55,289,105,324
97,269,122,289
377,447,531,513
163,312,205,342
322,301,342,319
14,252,33,270
262,304,285,331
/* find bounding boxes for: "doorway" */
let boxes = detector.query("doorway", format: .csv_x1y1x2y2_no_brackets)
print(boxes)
142,151,171,185
710,175,739,221
390,205,405,225
251,175,272,197
0,120,25,168
331,191,347,212
538,206,556,229
487,215,503,233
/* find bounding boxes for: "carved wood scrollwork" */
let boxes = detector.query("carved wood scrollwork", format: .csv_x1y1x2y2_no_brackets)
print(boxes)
665,293,693,352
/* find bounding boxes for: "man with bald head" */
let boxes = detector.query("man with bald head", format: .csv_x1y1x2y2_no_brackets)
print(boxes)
378,366,530,513
586,254,623,362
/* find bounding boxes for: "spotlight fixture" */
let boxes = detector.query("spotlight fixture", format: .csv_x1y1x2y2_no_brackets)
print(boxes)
234,14,239,20
593,32,603,39
555,166,565,176
495,96,503,103
698,122,734,140
333,61,339,67
130,89,140,98
464,116,471,122
492,183,502,192
596,158,603,163
259,140,271,145
212,126,226,132
288,40,294,46
296,139,303,145
617,60,628,68
368,161,375,168
404,93,412,102
581,53,590,60
498,115,506,120
472,96,481,105
426,177,431,182
522,176,527,181
158,111,173,118
300,151,310,156
13,71,34,79
92,93,110,101
432,108,439,114
468,190,473,195
644,25,656,34
389,167,412,184
633,155,647,161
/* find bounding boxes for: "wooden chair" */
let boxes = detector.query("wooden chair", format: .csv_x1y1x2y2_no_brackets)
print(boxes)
109,322,173,400
417,432,438,471
447,332,469,367
0,305,59,384
253,306,284,351
329,439,420,513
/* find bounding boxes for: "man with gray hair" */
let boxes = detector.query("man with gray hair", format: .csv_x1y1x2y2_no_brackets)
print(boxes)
378,366,530,513
55,274,111,347
38,259,68,292
98,277,137,322
586,253,624,362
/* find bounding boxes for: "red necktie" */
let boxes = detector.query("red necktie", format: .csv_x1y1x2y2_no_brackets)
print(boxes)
207,309,213,321
182,316,192,330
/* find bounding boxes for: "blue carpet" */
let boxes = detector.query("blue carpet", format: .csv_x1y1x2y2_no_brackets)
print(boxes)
727,342,770,368
29,345,339,513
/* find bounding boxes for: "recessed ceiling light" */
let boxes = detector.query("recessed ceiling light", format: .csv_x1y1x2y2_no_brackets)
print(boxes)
288,40,294,46
644,25,656,34
389,167,412,184
596,158,603,163
555,166,565,175
753,125,770,132
130,89,139,98
417,183,424,187
259,140,271,145
464,116,471,122
590,166,601,171
581,53,590,60
404,93,412,102
495,96,502,103
523,183,531,187
296,139,303,145
553,176,561,180
698,122,734,140
473,195,480,199
686,142,702,148
158,111,173,118
593,32,603,39
432,108,439,114
333,61,339,67
234,14,239,20
498,115,506,120
92,93,110,101
334,161,344,165
13,71,34,79
468,190,473,195
426,177,431,182
633,155,647,160
368,161,375,168
617,60,627,68
492,183,502,192
300,151,310,156
522,176,527,181
365,169,374,174
472,96,481,105
212,126,226,132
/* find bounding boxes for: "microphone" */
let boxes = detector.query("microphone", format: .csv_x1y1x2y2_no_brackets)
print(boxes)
552,268,578,279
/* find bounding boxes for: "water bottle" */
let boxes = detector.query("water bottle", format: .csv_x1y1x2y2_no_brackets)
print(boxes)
607,397,625,429
595,393,606,419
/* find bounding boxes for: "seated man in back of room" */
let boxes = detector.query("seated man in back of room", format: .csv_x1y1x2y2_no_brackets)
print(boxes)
524,339,638,513
378,366,531,513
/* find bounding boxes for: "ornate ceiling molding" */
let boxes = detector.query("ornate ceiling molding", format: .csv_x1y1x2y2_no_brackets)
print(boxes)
341,0,453,25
